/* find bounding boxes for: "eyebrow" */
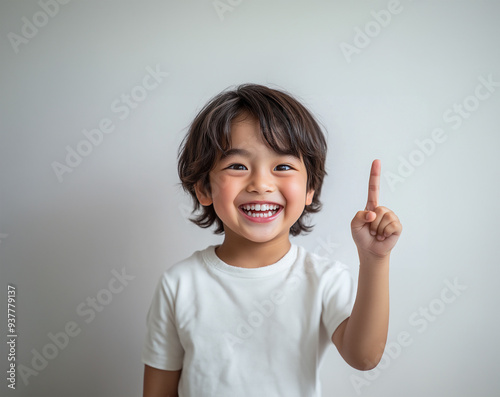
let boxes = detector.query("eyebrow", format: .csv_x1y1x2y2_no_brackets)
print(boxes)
220,148,251,159
220,147,301,161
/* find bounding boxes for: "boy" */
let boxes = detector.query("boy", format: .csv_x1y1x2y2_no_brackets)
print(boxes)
142,84,402,396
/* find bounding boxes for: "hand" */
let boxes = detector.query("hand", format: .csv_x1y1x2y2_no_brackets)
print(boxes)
351,159,402,259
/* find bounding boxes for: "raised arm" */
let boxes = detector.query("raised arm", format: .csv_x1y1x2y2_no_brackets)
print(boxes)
143,365,182,397
332,159,402,370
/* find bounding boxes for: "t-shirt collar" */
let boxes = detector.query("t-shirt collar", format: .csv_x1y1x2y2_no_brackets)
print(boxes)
202,244,298,278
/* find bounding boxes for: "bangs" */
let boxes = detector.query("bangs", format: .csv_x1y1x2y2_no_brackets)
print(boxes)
207,88,311,160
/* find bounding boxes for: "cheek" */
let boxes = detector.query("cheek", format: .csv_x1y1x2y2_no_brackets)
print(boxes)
210,174,238,205
281,178,309,206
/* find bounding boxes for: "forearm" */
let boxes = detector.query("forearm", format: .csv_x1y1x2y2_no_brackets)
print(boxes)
339,254,390,370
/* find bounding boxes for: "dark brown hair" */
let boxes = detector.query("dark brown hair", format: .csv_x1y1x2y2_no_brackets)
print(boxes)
177,84,327,236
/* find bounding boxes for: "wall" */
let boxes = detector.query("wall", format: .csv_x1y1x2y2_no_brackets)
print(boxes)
1,1,499,396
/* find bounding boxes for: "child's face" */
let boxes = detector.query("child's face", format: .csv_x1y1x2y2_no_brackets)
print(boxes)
195,114,314,245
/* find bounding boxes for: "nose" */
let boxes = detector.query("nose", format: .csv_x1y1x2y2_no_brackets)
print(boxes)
246,168,275,194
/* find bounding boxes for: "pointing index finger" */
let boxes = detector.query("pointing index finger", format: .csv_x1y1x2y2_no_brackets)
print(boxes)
366,159,381,211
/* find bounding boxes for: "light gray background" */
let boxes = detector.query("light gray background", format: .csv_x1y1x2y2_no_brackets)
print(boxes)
1,0,499,396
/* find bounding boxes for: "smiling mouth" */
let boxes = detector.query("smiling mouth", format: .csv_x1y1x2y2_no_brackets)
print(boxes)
239,203,282,218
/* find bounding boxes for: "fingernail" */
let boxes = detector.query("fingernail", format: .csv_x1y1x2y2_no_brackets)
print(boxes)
370,230,376,236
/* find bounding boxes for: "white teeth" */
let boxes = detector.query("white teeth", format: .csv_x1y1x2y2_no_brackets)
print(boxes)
242,204,279,211
241,203,281,218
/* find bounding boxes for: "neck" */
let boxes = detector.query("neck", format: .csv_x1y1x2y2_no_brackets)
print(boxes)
215,232,291,269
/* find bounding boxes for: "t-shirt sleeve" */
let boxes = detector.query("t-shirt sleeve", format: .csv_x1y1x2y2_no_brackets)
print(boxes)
141,273,184,370
321,261,356,339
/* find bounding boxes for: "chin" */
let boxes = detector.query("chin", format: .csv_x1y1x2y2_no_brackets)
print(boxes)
243,229,289,244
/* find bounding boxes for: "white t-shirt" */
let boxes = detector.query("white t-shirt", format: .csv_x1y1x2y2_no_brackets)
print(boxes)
142,244,355,397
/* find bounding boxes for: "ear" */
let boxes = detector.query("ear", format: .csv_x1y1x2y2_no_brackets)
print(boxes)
305,189,315,206
194,181,213,206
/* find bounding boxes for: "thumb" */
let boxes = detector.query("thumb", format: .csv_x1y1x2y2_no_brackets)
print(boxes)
351,210,376,230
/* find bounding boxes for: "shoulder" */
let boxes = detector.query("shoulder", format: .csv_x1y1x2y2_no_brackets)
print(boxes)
295,247,355,309
146,247,214,311
293,246,353,293
157,246,214,287
296,245,351,276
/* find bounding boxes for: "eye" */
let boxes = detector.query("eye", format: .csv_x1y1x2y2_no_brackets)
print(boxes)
274,164,292,171
227,163,247,171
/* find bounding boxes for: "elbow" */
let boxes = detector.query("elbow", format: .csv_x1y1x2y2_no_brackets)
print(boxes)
346,353,383,371
335,331,387,371
351,360,379,371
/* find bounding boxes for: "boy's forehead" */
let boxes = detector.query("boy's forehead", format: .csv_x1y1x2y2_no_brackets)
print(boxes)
232,110,255,124
225,114,263,148
221,134,301,161
230,113,259,135
222,111,301,159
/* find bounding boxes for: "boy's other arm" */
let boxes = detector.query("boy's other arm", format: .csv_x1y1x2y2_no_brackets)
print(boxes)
143,365,182,397
332,160,401,370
